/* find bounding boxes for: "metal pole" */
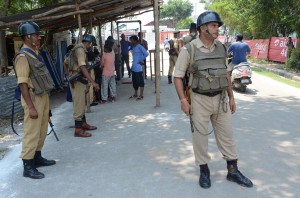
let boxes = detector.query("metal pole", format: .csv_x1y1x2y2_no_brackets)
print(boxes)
154,0,161,107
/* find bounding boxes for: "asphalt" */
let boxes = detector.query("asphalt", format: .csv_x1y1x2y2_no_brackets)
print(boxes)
0,55,299,198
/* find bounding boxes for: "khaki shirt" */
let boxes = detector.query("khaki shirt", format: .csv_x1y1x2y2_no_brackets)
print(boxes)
174,38,231,78
14,44,39,88
64,43,87,76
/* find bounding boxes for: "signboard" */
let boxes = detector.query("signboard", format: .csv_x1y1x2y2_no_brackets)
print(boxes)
268,37,297,62
244,39,269,60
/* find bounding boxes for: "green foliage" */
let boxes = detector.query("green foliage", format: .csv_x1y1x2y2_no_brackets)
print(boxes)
160,0,193,28
287,49,300,70
207,0,300,39
1,0,63,16
176,17,194,29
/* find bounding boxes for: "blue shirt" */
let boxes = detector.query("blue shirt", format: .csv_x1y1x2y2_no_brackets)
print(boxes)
131,44,149,72
120,40,131,56
227,41,250,64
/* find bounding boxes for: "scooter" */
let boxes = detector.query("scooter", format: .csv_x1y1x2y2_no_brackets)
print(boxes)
231,62,252,92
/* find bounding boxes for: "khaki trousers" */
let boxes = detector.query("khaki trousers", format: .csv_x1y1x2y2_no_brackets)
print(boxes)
89,69,95,103
70,81,86,121
191,91,238,165
21,92,49,159
168,55,178,76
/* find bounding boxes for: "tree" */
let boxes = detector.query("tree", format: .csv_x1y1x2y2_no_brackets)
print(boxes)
176,17,194,29
160,0,193,29
205,0,300,39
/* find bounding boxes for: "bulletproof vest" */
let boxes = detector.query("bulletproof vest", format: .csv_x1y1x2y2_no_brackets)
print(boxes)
16,50,54,95
68,43,86,73
186,41,228,93
168,39,178,56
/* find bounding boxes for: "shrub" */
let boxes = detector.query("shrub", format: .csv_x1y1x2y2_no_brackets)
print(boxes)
286,48,300,70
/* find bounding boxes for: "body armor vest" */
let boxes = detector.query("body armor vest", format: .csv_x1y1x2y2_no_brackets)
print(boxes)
16,50,54,95
67,43,86,74
186,40,228,93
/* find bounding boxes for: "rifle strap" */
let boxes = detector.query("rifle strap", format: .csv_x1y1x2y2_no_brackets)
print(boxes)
187,42,195,115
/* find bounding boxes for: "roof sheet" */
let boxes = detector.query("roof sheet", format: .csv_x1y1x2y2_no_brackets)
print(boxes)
0,0,163,32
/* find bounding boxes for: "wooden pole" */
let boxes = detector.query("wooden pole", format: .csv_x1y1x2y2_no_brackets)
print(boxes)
76,0,83,42
154,0,160,107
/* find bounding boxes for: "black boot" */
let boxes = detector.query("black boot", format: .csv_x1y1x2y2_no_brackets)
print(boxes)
226,160,253,187
23,159,45,179
34,151,56,167
168,75,172,84
199,164,211,189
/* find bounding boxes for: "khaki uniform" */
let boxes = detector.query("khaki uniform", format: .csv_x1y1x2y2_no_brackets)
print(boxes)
168,38,179,76
66,44,87,121
174,38,237,165
14,44,50,160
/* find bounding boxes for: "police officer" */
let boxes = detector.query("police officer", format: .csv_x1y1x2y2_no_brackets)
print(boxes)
14,21,56,179
65,34,100,137
174,11,253,189
181,23,198,46
167,30,180,84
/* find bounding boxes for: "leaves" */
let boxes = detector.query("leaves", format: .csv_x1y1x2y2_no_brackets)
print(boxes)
160,0,193,29
208,0,300,38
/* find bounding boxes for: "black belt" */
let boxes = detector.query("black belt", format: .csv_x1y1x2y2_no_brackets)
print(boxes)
199,91,222,97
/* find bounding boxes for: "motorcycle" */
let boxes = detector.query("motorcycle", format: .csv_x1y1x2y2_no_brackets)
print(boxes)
231,62,252,92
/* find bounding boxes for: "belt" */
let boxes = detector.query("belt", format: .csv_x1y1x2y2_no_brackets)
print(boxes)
199,91,222,97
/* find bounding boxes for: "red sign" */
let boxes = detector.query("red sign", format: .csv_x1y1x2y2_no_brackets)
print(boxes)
268,37,297,62
244,39,269,60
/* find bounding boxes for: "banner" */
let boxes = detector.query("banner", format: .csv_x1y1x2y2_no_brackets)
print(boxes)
244,39,269,60
268,37,297,62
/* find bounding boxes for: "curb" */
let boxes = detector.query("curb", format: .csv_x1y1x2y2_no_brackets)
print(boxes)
250,62,300,83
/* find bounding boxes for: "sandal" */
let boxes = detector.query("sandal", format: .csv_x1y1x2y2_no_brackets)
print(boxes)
129,95,137,99
136,96,143,101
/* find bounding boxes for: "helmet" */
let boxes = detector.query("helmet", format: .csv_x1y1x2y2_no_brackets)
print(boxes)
196,11,223,29
83,34,97,46
18,21,41,36
91,35,97,46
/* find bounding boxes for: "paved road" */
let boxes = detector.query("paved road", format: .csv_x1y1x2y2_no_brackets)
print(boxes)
0,69,300,198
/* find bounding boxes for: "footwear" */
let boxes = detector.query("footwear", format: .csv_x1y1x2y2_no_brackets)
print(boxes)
129,95,137,99
90,101,98,106
81,122,97,130
226,160,253,188
136,96,143,101
168,75,172,84
100,100,107,104
23,159,45,179
199,164,211,189
74,128,92,137
34,151,56,167
109,97,115,103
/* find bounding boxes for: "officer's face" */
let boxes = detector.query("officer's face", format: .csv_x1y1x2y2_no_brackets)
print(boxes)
204,22,219,38
29,33,41,48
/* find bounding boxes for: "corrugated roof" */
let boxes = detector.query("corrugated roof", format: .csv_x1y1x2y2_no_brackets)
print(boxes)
0,0,163,32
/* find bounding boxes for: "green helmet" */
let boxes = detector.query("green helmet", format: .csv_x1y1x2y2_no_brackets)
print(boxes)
82,34,97,46
196,11,223,29
18,21,41,36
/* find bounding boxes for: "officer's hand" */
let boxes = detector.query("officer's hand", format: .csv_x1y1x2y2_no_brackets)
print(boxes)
181,99,191,116
229,97,236,114
29,106,38,119
93,82,100,92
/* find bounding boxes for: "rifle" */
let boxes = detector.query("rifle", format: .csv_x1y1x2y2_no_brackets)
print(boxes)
47,110,59,141
183,74,194,133
68,62,100,85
